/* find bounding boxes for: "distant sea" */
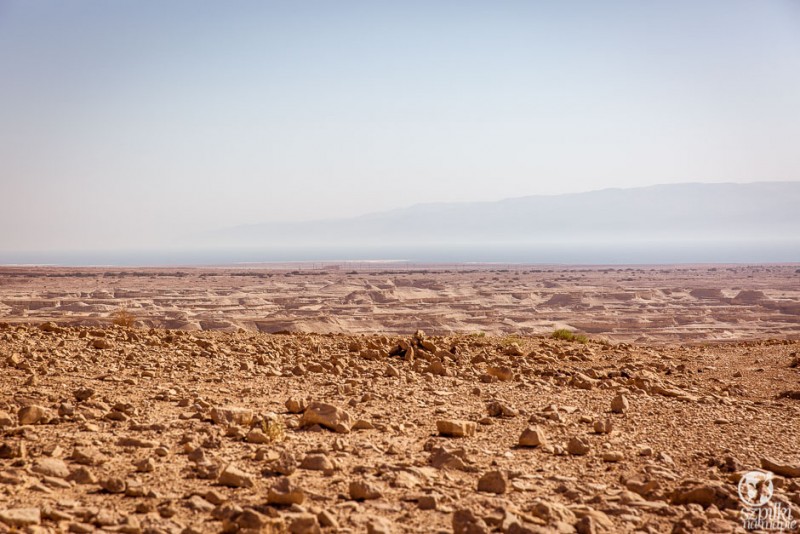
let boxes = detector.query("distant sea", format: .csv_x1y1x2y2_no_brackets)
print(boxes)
1,240,799,266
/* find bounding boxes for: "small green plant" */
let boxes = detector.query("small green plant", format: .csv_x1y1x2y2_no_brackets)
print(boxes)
500,334,524,346
551,329,588,343
111,308,136,328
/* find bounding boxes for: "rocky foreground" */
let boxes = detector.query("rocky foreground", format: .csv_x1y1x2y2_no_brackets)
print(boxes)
1,323,799,533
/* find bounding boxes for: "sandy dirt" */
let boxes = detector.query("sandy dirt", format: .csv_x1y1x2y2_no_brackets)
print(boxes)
1,324,799,533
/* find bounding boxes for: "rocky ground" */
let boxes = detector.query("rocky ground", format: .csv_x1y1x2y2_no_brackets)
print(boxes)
1,265,799,342
1,323,800,533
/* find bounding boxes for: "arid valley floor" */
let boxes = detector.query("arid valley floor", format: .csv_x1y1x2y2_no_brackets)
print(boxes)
1,265,799,533
1,264,798,342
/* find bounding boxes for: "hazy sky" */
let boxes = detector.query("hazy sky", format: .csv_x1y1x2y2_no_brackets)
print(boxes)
1,0,799,251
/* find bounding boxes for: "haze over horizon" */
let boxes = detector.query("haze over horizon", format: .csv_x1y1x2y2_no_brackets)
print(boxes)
1,1,800,254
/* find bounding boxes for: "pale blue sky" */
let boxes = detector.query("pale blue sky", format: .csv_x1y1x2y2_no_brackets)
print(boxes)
1,0,799,251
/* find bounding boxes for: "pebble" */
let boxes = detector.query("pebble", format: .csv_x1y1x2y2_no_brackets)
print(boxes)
300,453,334,471
300,402,354,433
567,437,591,456
267,477,305,505
349,479,382,500
518,426,547,447
486,400,518,418
218,463,255,488
285,397,308,414
32,458,69,478
452,509,489,534
761,457,800,478
100,477,127,494
611,394,629,414
134,457,156,472
0,411,14,428
602,451,625,463
593,419,613,434
210,406,254,426
68,467,97,484
477,470,507,494
18,405,49,425
487,366,514,381
0,508,41,527
367,517,394,534
436,419,476,438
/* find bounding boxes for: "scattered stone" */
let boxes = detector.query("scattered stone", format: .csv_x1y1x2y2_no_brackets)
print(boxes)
218,463,255,488
486,400,518,418
265,450,298,476
100,477,126,494
593,419,613,434
417,495,438,510
32,458,69,478
568,437,591,456
571,372,599,390
670,482,739,509
487,366,514,381
602,451,624,463
73,388,95,401
67,466,97,485
18,405,49,425
300,402,354,433
92,338,112,349
429,446,470,470
477,470,507,494
353,418,374,430
518,426,547,447
761,457,800,478
349,479,382,500
317,510,338,528
367,517,394,534
71,447,105,466
134,457,156,472
245,429,272,444
267,477,305,505
210,406,254,426
436,419,476,438
287,512,321,534
117,437,158,448
300,453,334,471
531,500,577,524
0,508,41,527
285,397,308,414
452,509,489,534
611,394,629,414
0,411,14,428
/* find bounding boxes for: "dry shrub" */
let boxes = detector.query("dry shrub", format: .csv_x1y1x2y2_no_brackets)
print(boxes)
111,308,136,328
260,414,286,443
551,328,588,343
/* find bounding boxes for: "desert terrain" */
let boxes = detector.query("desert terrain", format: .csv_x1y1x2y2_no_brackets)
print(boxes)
0,324,799,533
1,264,799,533
0,264,798,343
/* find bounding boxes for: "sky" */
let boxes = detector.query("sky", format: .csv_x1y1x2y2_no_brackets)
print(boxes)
1,0,799,252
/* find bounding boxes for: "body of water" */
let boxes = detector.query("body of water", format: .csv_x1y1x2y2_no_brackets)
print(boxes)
1,240,799,266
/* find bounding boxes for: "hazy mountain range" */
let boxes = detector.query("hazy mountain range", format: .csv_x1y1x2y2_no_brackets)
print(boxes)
207,182,800,248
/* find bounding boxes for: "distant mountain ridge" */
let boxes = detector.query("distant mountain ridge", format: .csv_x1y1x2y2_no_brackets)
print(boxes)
208,182,800,247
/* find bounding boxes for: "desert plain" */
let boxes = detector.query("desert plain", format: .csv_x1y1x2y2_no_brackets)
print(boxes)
0,264,799,533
